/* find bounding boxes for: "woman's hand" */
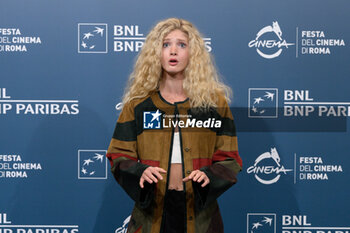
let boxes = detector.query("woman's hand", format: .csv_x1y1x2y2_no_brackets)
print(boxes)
139,166,167,188
183,170,210,187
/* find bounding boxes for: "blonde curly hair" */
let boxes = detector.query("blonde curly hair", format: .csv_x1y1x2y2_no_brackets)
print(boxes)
122,18,232,108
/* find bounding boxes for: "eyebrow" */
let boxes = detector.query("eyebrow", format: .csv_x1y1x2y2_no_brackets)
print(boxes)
163,38,188,42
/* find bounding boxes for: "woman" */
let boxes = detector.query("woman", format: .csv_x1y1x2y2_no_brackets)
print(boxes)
107,18,242,233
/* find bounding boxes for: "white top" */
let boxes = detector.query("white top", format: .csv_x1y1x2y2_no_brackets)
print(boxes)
171,132,182,163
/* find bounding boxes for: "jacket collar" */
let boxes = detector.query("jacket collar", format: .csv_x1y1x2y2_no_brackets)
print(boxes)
157,90,189,105
151,90,190,109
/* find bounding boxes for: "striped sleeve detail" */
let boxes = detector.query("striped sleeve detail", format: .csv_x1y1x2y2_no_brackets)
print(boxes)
212,150,242,168
112,120,137,141
215,95,237,137
217,117,236,136
213,134,242,168
140,159,160,167
107,101,138,169
193,96,243,211
106,100,156,210
192,158,213,170
107,138,137,158
106,153,138,167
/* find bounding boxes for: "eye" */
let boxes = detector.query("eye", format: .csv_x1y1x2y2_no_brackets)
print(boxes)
179,42,187,48
163,42,169,48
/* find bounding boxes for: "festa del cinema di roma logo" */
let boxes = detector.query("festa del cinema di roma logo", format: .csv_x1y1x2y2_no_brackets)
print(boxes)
247,147,292,184
248,21,294,59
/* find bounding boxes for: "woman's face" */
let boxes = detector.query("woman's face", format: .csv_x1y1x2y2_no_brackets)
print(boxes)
161,29,189,77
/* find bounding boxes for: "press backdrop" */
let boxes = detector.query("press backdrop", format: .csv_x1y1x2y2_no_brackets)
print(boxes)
1,0,350,233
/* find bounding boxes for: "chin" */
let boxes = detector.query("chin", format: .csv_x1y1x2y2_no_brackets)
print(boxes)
168,70,184,76
166,67,185,74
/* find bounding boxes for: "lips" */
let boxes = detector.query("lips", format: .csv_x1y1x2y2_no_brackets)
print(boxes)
169,59,178,66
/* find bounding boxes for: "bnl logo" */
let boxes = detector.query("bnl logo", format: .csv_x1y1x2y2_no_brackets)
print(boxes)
143,110,162,129
249,88,278,118
78,150,107,179
247,213,276,233
78,23,108,53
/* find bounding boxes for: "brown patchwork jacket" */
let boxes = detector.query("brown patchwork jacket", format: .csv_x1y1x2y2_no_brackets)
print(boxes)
107,90,242,233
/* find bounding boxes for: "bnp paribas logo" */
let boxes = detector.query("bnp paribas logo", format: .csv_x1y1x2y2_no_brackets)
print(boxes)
249,88,278,118
78,150,107,179
78,23,108,53
247,213,276,233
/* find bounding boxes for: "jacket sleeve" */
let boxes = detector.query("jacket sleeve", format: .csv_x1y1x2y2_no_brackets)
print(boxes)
106,102,155,209
193,98,243,211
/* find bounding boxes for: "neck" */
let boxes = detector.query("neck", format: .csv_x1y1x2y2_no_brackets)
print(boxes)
159,71,186,96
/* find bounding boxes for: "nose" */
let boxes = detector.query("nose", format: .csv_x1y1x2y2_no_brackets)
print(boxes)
170,44,177,55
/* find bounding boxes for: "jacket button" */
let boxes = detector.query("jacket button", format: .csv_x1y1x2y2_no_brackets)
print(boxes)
186,170,191,174
185,147,190,152
189,216,193,220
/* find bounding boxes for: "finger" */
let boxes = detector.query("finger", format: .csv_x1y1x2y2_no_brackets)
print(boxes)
139,177,144,188
143,175,153,184
189,170,198,180
183,176,189,182
155,167,167,173
152,170,164,180
201,179,210,187
147,173,158,183
193,172,202,182
197,175,205,183
145,169,159,182
188,171,197,180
